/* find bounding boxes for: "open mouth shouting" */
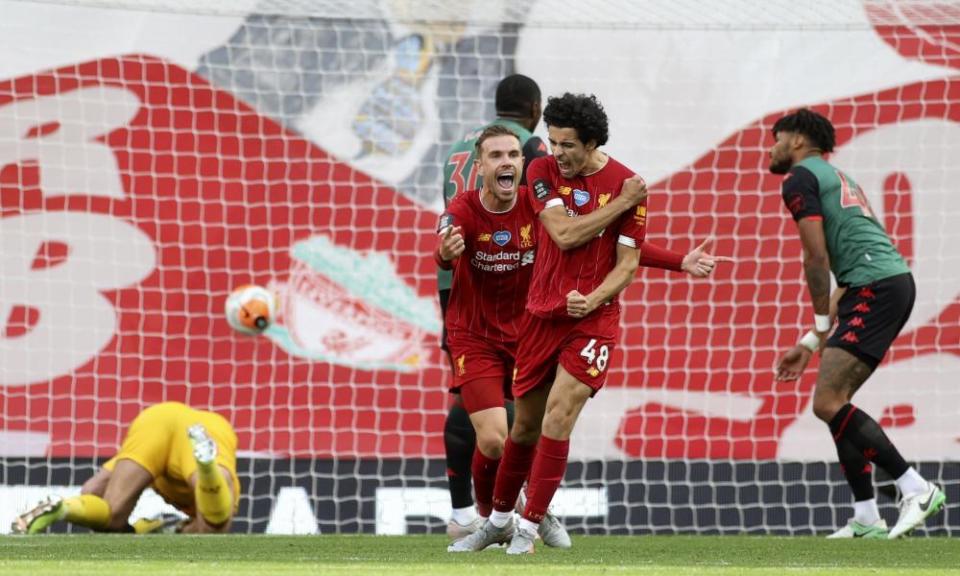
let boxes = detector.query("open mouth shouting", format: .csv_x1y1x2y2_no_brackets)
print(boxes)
556,159,574,178
496,168,516,192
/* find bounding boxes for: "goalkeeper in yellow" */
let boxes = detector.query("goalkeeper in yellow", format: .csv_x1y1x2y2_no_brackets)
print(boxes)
12,402,240,534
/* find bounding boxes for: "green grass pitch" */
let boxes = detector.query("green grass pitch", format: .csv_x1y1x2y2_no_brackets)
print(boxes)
2,534,958,575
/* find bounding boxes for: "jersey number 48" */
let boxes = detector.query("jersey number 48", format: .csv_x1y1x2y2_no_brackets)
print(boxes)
580,339,610,372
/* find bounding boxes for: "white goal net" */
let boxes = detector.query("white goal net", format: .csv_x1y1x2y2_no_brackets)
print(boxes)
0,0,958,535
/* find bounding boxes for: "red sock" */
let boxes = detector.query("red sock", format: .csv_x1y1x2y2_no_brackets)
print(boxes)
471,449,500,518
492,437,537,513
523,435,569,523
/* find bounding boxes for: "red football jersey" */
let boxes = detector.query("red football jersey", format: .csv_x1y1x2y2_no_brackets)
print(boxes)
525,155,647,318
440,187,539,344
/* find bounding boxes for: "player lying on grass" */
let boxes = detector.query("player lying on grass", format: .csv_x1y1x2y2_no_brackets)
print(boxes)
12,401,240,534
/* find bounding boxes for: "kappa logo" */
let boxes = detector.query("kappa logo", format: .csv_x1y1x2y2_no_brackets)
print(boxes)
787,195,804,215
493,230,511,247
533,179,550,200
573,189,590,207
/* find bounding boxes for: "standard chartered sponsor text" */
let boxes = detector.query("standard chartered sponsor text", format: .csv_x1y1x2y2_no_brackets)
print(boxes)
472,250,520,272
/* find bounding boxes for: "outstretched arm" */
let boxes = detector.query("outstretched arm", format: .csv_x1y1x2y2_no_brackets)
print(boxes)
639,237,734,277
567,242,641,318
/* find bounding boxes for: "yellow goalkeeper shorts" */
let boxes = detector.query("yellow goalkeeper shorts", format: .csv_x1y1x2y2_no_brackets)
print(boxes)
104,401,240,517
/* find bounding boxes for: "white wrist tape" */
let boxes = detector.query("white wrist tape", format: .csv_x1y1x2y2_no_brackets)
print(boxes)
814,314,832,333
799,330,820,353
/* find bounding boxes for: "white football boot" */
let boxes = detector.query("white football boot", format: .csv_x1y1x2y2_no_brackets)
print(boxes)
826,518,888,539
889,482,946,539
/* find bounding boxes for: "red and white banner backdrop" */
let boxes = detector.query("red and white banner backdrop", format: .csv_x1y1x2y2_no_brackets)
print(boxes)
0,56,445,458
1,15,959,462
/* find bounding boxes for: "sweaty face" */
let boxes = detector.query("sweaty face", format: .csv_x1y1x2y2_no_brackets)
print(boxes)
768,131,795,175
477,134,523,204
547,126,592,179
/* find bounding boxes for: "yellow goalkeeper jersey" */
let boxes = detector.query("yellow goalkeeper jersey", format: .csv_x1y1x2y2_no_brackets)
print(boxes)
104,402,240,517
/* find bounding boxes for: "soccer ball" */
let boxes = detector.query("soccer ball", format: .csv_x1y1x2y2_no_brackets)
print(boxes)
225,284,277,335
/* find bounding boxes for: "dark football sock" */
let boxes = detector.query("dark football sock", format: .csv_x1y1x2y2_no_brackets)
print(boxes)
835,435,875,501
444,401,476,509
829,403,909,480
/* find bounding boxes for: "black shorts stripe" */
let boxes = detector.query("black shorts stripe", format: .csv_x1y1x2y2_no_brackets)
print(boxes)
826,273,915,370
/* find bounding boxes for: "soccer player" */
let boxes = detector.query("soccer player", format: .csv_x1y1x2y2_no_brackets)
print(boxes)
12,402,240,535
438,74,548,539
437,123,588,550
449,93,726,554
770,109,945,539
440,78,723,541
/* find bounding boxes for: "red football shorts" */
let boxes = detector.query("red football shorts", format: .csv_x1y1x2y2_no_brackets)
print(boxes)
447,329,515,414
512,306,619,398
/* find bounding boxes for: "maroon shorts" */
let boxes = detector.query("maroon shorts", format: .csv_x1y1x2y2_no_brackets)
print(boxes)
447,329,515,414
512,306,619,398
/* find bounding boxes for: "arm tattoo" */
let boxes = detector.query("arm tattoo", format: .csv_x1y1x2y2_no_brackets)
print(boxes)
803,261,832,315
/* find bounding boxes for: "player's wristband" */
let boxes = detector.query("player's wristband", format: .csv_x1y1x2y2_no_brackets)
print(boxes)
799,330,820,353
814,314,832,333
434,247,453,270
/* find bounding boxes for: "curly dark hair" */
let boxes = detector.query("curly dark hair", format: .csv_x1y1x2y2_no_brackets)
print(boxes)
772,108,836,153
542,93,609,147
